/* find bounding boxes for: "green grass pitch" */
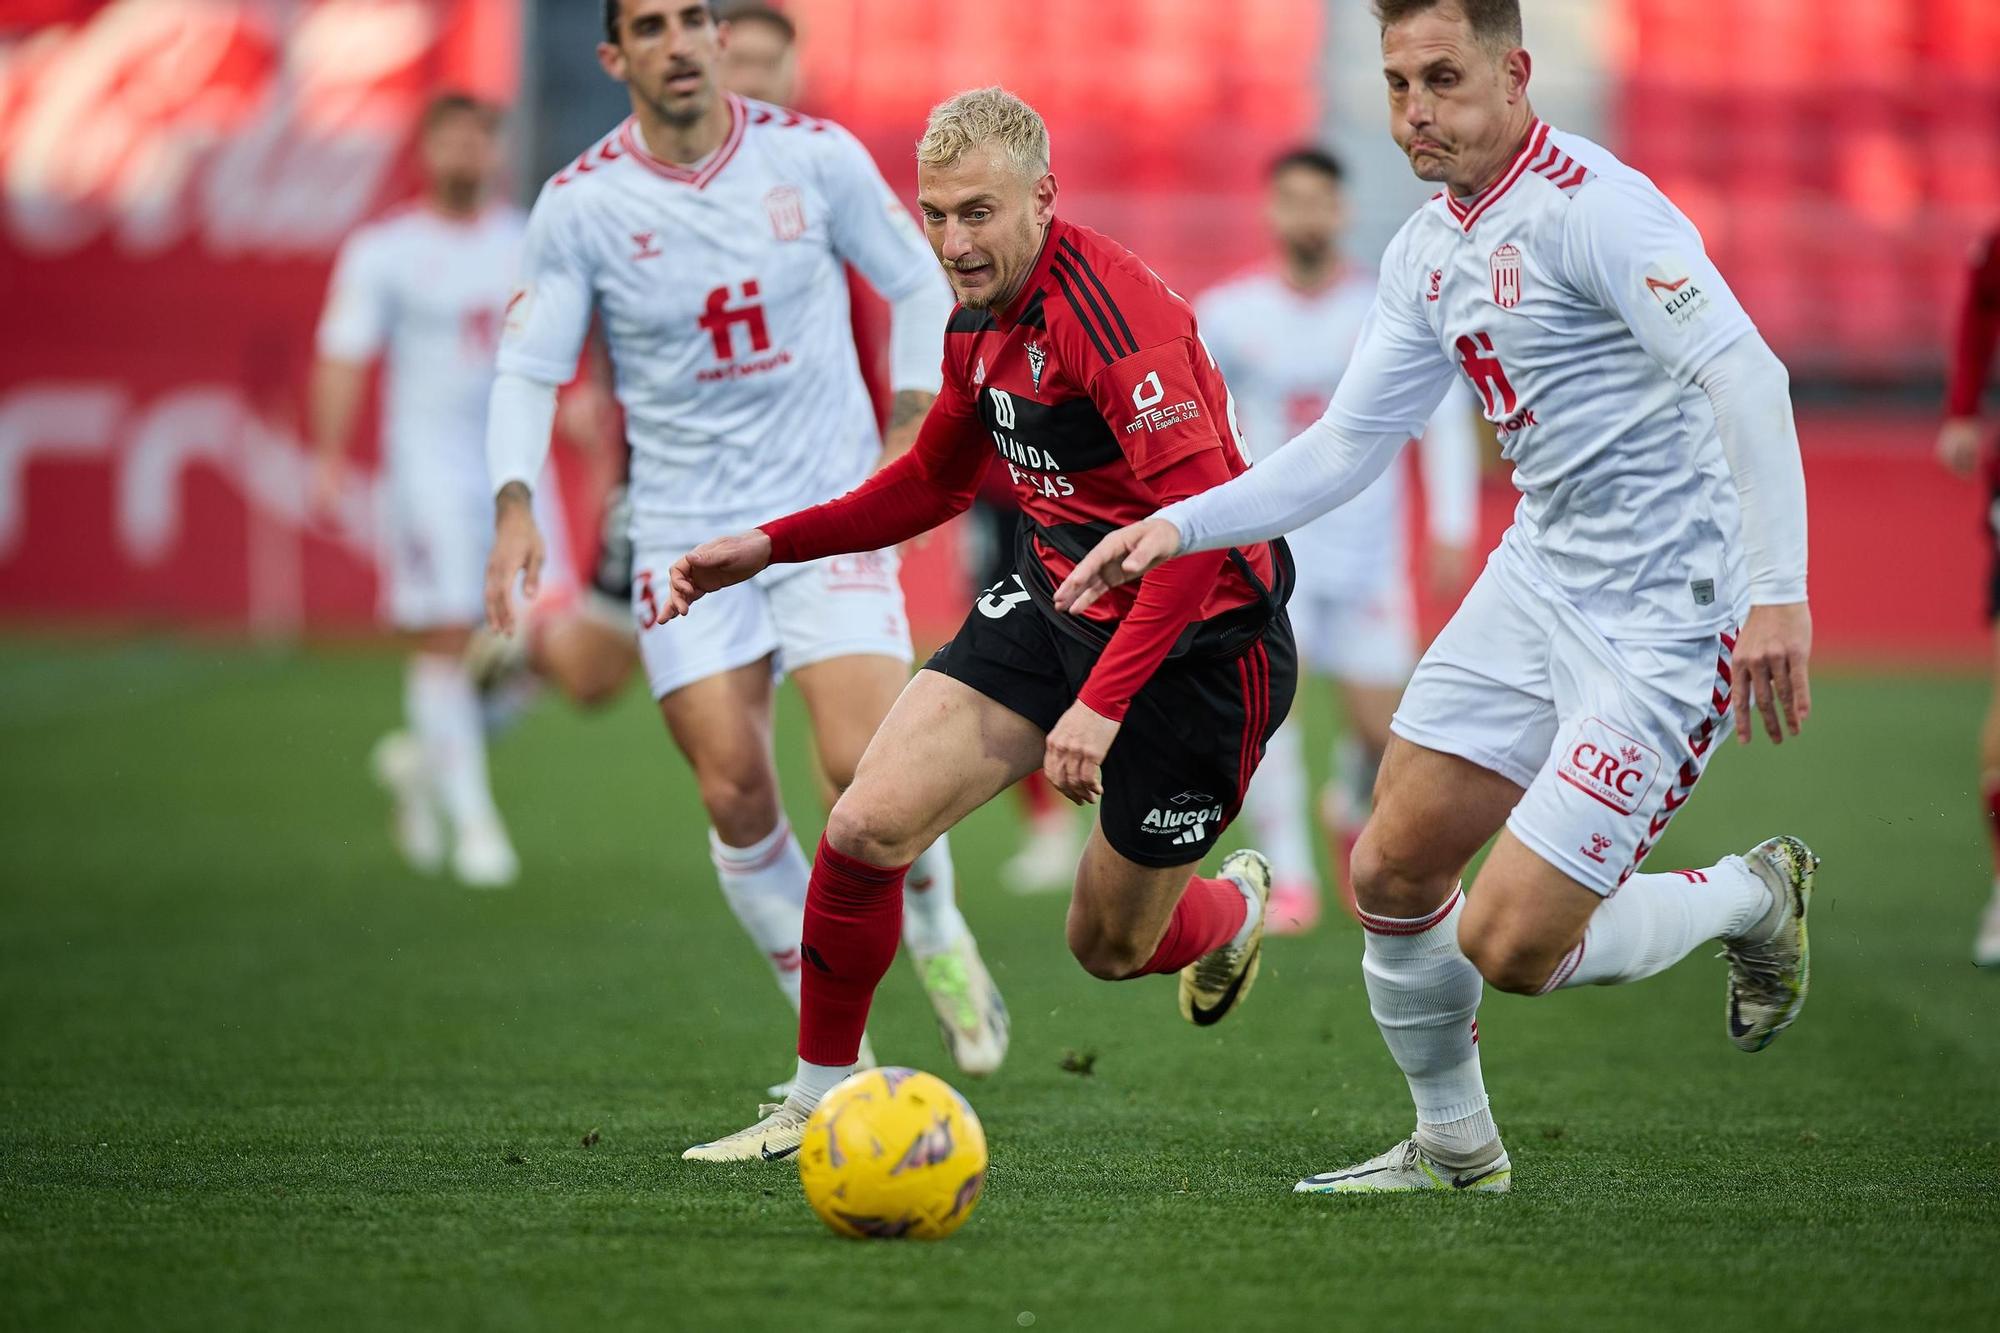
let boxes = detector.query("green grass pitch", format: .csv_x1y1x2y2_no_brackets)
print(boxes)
2,637,1996,1331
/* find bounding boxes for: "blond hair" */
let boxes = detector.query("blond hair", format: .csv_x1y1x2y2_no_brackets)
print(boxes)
916,87,1049,178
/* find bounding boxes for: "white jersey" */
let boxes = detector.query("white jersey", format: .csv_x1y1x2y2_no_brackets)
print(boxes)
498,96,946,543
317,203,525,492
1322,120,1757,640
1196,265,1476,600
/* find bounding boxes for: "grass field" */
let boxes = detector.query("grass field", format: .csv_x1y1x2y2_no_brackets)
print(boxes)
2,636,1996,1332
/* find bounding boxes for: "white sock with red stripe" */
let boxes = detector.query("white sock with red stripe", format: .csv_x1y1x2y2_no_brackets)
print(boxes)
1359,888,1498,1166
709,820,811,1009
901,833,969,958
1541,858,1772,992
1240,717,1319,889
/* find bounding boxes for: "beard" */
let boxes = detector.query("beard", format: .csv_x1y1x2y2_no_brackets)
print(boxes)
1282,234,1332,269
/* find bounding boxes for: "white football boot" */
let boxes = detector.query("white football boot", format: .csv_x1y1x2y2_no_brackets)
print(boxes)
682,1097,812,1163
1179,849,1270,1027
1975,883,2000,969
1721,835,1818,1052
451,818,520,890
913,933,1010,1076
1295,1137,1512,1195
369,731,444,875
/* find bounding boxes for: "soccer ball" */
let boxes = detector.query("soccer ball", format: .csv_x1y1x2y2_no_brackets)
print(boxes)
797,1067,987,1240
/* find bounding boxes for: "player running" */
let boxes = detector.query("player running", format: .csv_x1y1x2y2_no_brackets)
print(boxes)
671,87,1297,1162
310,92,578,889
481,1,1007,1080
1198,146,1479,931
1061,0,1817,1194
1937,222,2000,967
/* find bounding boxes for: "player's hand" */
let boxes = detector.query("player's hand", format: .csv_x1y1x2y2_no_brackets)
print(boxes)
663,530,773,621
1054,518,1185,615
307,453,346,528
1045,699,1120,805
1731,601,1812,746
1426,540,1473,600
1937,417,1984,477
483,484,545,635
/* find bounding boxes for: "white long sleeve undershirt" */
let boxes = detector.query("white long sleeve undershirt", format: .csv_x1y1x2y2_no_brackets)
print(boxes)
886,273,955,396
1158,332,1808,608
485,371,560,496
1692,331,1809,605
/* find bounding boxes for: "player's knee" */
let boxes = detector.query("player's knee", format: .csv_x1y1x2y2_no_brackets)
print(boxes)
695,767,782,846
1460,922,1561,996
1350,826,1448,919
823,795,924,868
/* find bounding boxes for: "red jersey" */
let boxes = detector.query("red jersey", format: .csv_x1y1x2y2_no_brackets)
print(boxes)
938,218,1275,625
762,217,1283,720
1947,226,2000,419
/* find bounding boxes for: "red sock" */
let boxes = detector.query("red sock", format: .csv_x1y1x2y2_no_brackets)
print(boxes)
1132,875,1249,976
797,835,908,1066
1985,779,2000,873
1018,770,1059,821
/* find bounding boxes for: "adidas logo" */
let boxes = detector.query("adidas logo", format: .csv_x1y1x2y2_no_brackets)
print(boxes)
1171,826,1205,846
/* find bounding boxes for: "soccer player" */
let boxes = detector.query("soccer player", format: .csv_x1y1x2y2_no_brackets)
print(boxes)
1938,222,2000,967
481,1,1008,1080
1060,0,1817,1193
1197,146,1479,932
670,87,1298,1162
310,92,576,889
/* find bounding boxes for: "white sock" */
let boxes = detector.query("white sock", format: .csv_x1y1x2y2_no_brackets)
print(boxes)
1544,857,1774,992
708,820,811,1009
1241,716,1318,886
1359,888,1498,1165
901,833,970,957
788,1057,856,1109
407,654,499,833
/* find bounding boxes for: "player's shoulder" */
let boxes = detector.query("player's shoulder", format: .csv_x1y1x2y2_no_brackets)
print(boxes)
1538,128,1674,221
538,118,636,203
736,95,868,176
1196,265,1284,317
1043,219,1195,363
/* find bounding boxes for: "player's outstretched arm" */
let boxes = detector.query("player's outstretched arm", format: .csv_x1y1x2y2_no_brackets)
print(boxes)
1053,519,1186,615
484,482,545,634
662,531,773,621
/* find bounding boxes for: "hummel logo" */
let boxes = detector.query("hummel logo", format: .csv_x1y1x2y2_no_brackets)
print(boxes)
631,231,662,261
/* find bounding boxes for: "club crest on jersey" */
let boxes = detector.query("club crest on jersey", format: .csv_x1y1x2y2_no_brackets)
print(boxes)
631,232,662,262
1490,243,1523,309
765,185,806,242
1025,340,1047,392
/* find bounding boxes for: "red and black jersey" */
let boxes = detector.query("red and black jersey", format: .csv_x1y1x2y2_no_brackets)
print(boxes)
762,217,1284,720
934,219,1276,628
1947,226,2000,420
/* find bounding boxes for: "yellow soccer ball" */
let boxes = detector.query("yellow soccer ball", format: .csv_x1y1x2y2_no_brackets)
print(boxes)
798,1067,988,1240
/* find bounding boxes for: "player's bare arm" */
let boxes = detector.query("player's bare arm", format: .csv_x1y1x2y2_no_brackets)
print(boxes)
483,481,545,634
306,358,369,524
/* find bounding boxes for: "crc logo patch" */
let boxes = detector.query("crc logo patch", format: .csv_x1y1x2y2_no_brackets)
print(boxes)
1557,718,1661,817
1643,255,1711,329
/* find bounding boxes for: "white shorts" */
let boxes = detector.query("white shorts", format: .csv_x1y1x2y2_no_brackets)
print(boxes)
380,464,570,630
632,545,912,700
1287,575,1417,687
1390,547,1737,896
